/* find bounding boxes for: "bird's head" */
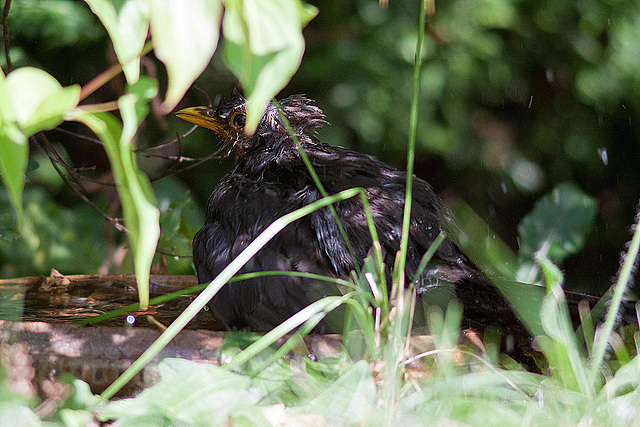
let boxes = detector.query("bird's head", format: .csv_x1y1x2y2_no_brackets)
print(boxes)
176,89,327,158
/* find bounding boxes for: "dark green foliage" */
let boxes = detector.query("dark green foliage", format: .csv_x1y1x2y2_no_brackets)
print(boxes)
518,182,597,263
0,188,106,277
2,0,638,289
1,1,639,423
154,178,205,275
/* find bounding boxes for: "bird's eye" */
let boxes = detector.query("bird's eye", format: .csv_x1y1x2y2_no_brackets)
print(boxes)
232,113,246,130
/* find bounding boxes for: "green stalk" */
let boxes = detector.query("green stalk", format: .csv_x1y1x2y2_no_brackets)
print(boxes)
75,271,352,327
588,208,640,385
275,102,362,274
382,2,431,422
397,0,428,287
97,188,364,402
411,232,446,284
225,293,354,371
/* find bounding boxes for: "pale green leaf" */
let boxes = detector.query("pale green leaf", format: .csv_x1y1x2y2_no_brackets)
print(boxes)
149,0,222,112
539,285,592,394
119,92,160,308
99,359,258,425
0,123,27,224
6,67,80,136
222,0,317,133
0,68,26,224
296,360,377,425
69,106,159,309
0,67,79,224
0,403,42,427
85,0,149,83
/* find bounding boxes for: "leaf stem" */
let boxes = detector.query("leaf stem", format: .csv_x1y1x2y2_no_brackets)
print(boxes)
397,0,428,290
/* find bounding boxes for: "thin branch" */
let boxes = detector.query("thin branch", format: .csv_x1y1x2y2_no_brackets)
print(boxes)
51,125,222,184
2,0,12,72
79,40,153,101
36,122,220,231
33,133,128,233
53,127,104,146
75,101,120,114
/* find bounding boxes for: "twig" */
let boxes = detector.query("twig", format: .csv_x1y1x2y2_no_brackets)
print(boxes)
79,41,153,101
2,0,12,72
75,101,120,113
32,134,127,233
53,125,222,182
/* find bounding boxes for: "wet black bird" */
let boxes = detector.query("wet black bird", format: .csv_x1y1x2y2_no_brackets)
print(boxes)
175,90,624,334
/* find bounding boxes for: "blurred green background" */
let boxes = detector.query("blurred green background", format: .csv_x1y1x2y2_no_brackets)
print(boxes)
1,0,638,295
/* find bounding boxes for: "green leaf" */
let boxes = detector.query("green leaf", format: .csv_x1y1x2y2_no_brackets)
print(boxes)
535,251,565,291
222,0,317,133
447,199,519,280
517,182,597,266
85,0,149,83
6,67,80,136
0,403,42,427
125,76,158,125
69,100,159,309
99,359,261,425
0,123,27,225
126,75,159,100
120,92,160,309
0,68,25,224
295,360,377,425
538,284,592,395
297,1,318,26
149,0,222,112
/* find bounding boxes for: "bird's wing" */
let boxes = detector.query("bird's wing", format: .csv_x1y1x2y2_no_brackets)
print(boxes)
193,175,340,333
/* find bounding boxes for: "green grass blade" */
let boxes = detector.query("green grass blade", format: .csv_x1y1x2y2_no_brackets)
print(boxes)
411,232,445,284
589,207,640,385
75,271,351,326
224,294,353,371
97,188,364,402
274,101,363,274
397,0,428,285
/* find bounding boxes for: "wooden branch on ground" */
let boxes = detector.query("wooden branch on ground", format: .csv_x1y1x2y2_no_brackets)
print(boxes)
0,321,346,397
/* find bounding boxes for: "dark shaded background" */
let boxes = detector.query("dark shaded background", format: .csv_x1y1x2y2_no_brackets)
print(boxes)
1,0,638,295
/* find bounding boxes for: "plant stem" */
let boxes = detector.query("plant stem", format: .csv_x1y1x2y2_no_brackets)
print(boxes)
588,205,640,385
397,0,428,288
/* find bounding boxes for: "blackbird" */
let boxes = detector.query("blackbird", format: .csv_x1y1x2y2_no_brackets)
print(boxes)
176,90,624,334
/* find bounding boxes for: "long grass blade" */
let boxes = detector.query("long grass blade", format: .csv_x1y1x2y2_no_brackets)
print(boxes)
397,0,428,285
589,206,640,385
98,188,365,402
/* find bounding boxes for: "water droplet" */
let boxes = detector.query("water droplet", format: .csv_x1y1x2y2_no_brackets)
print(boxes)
126,315,136,325
545,69,555,83
597,147,608,166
